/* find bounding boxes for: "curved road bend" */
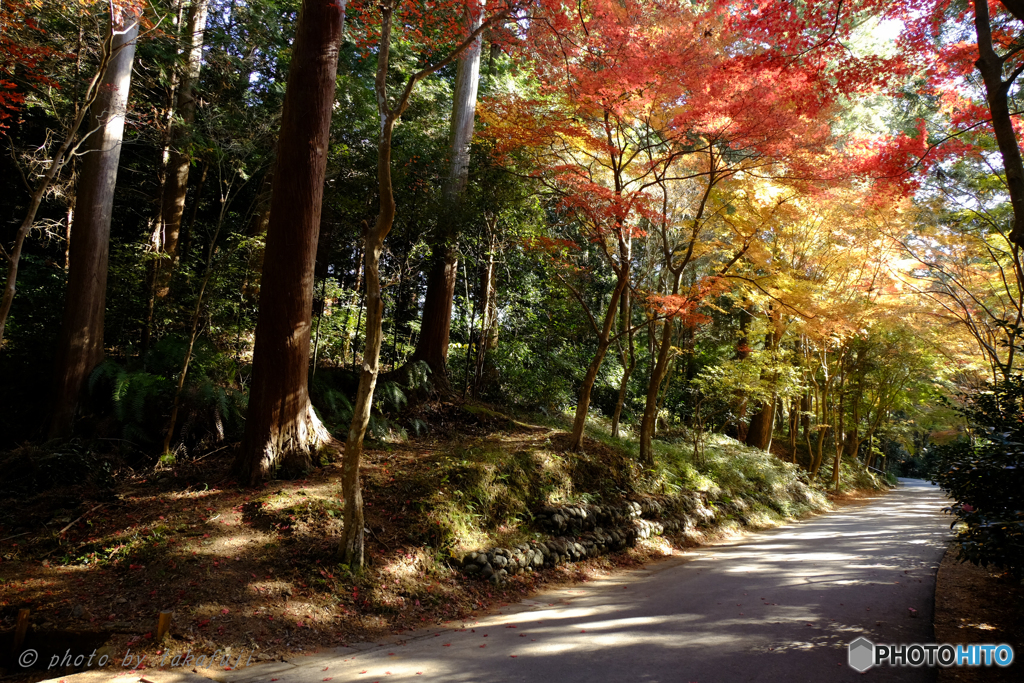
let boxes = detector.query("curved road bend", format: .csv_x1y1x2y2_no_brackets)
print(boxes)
231,479,951,683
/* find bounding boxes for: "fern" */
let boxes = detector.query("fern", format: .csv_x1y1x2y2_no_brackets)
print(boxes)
380,381,407,411
112,370,131,421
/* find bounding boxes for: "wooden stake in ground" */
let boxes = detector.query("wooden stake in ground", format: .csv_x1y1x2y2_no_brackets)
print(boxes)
12,608,30,656
156,610,172,642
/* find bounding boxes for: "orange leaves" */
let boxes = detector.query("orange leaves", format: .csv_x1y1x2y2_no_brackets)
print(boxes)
0,0,58,130
347,0,514,61
644,278,726,325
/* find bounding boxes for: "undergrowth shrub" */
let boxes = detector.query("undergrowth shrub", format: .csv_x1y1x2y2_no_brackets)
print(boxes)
0,441,116,496
88,335,245,452
931,373,1024,578
310,361,431,440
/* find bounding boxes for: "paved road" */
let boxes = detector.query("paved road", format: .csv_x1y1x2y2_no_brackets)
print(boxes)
230,479,951,683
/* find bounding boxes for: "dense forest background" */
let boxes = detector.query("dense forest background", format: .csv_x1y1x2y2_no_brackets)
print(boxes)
2,0,1023,575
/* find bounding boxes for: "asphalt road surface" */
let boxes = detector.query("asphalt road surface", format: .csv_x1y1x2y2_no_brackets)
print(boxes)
230,478,952,683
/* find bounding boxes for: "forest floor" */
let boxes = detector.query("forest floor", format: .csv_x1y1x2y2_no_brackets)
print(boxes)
934,544,1024,683
0,405,982,683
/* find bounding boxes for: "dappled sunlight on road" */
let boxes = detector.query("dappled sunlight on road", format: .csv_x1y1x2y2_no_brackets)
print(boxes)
241,479,950,683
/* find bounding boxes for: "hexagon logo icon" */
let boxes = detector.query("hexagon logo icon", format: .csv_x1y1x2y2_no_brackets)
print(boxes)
848,637,875,672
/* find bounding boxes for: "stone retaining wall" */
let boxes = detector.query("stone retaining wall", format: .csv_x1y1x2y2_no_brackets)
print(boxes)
450,493,720,584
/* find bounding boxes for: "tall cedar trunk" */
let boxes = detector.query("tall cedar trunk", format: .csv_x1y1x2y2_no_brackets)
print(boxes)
157,0,211,291
48,12,140,438
410,3,484,387
410,247,458,388
746,400,776,452
975,0,1024,245
233,0,342,484
639,277,679,465
140,0,184,355
444,3,483,201
0,13,124,346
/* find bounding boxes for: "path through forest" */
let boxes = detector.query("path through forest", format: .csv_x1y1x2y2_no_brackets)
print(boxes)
218,479,950,683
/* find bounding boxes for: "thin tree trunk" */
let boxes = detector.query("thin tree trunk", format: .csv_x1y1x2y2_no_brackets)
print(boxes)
47,10,140,437
831,391,845,491
342,244,364,367
975,0,1024,245
788,397,798,462
312,264,329,378
640,278,679,466
158,0,211,290
845,392,861,458
163,167,236,452
64,196,75,271
655,356,675,434
611,287,635,438
341,0,506,567
811,425,828,479
473,225,498,395
233,0,343,483
732,306,753,441
350,291,364,372
570,273,628,450
461,260,476,396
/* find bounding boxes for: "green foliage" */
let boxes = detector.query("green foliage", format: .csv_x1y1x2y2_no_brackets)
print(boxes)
310,361,432,441
88,360,172,445
652,432,828,513
930,373,1024,578
87,336,246,451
